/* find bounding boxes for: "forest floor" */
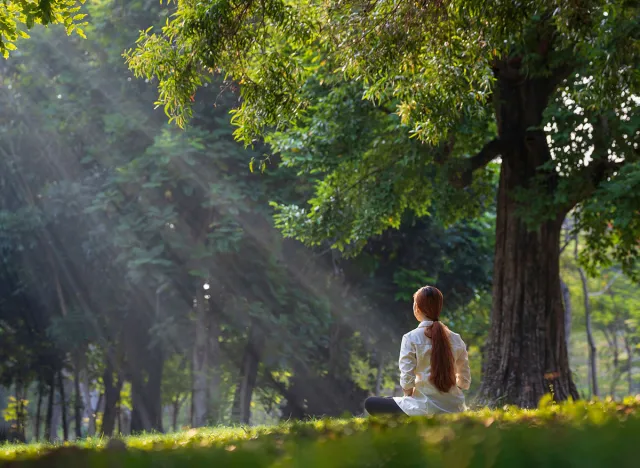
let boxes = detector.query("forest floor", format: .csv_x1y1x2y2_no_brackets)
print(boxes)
1,396,639,467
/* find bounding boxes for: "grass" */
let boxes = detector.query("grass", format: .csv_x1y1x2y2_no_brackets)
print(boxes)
1,396,639,467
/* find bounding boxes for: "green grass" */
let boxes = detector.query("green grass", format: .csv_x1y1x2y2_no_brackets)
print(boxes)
2,396,639,467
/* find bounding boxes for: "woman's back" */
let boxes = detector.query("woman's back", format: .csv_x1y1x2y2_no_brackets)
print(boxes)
395,321,471,415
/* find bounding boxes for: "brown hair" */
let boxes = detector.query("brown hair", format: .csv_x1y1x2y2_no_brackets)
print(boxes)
414,286,455,393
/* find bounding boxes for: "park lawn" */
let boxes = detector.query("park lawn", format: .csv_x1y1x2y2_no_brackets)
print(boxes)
1,396,639,467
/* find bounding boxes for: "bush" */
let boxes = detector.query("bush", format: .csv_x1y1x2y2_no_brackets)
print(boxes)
1,396,639,467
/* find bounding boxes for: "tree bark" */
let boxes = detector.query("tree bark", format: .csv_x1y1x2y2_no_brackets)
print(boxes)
58,372,69,441
478,71,579,407
231,325,262,425
192,284,210,427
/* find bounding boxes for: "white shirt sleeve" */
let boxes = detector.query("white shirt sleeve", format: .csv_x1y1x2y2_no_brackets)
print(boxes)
455,341,472,390
398,334,417,390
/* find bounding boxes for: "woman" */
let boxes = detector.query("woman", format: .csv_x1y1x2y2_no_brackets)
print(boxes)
364,285,471,416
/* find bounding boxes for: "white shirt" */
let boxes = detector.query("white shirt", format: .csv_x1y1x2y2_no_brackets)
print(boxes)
393,320,471,416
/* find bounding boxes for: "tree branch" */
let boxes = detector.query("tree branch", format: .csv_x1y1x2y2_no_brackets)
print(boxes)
588,272,622,298
559,238,572,254
451,138,504,188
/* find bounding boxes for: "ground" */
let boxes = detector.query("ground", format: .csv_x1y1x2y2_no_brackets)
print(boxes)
1,397,638,467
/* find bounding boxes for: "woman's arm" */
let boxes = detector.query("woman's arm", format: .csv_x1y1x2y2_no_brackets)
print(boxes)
398,335,417,395
455,342,471,390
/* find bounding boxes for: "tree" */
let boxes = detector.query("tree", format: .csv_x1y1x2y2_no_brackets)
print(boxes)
0,0,86,57
127,0,640,407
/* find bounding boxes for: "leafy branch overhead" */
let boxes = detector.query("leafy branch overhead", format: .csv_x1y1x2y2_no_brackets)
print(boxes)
0,0,88,57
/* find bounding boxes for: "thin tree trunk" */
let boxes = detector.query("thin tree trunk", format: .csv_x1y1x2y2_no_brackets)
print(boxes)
101,357,123,436
609,327,620,398
58,372,68,441
208,306,223,425
560,278,572,351
79,368,96,436
73,363,82,440
477,72,578,408
192,284,210,427
623,336,633,396
190,355,194,427
576,240,599,398
172,397,183,432
35,382,44,442
145,349,164,432
130,352,164,433
45,378,55,442
14,380,26,440
117,402,122,435
231,326,262,425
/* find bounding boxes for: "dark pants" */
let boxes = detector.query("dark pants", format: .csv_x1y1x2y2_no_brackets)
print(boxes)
364,396,405,415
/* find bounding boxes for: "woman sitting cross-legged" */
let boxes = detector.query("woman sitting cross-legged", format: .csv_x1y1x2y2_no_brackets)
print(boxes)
364,285,471,416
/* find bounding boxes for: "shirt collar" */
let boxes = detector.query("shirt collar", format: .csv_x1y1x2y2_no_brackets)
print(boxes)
418,320,435,328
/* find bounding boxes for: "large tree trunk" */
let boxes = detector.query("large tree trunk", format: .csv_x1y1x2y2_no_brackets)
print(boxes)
192,284,210,427
478,72,579,408
231,326,262,425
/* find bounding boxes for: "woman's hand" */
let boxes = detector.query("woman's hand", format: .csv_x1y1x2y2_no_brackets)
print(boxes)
403,388,414,397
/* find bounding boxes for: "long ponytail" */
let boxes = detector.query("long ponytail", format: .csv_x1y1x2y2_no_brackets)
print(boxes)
428,321,456,392
414,286,456,393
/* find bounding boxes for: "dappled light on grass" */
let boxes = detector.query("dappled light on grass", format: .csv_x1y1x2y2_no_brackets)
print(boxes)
1,398,638,466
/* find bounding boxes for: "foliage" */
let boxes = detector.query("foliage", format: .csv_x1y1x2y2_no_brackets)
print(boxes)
0,398,639,466
2,396,28,423
0,0,87,57
127,0,640,275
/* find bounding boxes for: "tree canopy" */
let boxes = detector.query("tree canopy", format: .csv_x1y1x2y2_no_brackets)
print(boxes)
127,0,639,272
